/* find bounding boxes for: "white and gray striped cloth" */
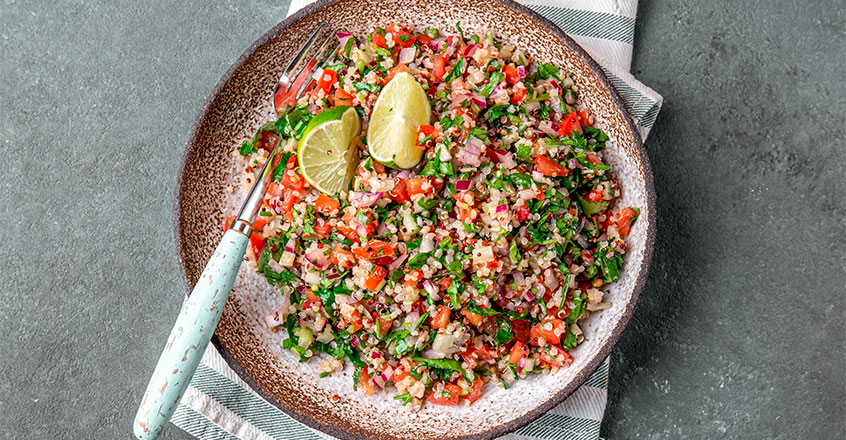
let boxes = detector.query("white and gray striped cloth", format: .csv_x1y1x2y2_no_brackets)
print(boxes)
172,1,662,438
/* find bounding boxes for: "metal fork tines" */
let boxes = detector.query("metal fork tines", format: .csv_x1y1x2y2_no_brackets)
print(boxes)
273,21,336,115
235,22,335,229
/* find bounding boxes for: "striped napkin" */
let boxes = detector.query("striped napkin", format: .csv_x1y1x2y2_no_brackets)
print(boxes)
171,1,662,439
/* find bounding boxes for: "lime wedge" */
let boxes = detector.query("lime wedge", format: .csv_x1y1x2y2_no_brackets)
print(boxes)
367,71,431,169
298,105,361,195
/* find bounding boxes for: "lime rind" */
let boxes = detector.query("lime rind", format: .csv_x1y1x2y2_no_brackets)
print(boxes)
367,72,431,169
297,106,360,195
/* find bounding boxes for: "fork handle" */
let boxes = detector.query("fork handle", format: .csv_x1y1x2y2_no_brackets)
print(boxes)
133,228,249,439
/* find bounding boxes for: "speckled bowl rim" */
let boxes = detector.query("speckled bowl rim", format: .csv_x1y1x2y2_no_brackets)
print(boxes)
173,1,655,438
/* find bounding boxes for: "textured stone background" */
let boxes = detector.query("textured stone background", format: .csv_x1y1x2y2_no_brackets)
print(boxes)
0,0,843,439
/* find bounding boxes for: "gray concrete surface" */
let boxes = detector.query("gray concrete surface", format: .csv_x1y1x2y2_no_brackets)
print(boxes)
0,0,843,439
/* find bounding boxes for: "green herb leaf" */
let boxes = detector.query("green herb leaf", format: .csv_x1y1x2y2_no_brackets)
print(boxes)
466,300,499,317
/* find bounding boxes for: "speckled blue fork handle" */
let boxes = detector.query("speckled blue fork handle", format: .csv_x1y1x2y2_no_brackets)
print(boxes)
133,228,248,439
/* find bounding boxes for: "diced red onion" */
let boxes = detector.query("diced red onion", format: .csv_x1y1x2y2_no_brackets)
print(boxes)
538,120,558,136
429,38,444,51
354,222,368,237
422,349,446,359
398,47,416,64
451,93,470,108
325,271,340,280
532,171,545,182
267,259,285,273
455,179,472,191
569,159,578,169
550,95,563,116
513,271,525,285
396,170,411,180
371,350,381,359
496,204,508,213
550,79,561,90
525,290,535,301
351,335,360,347
543,268,559,290
420,236,435,253
377,222,389,235
336,31,353,40
422,280,438,296
489,83,506,100
457,136,484,166
499,151,517,169
382,366,394,383
518,189,536,201
372,372,386,389
335,294,354,305
263,311,285,329
517,65,527,78
470,93,487,108
304,245,329,269
581,250,593,263
388,253,408,271
350,191,383,207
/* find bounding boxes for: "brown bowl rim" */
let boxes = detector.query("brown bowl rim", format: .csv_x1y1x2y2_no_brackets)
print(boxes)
173,0,656,438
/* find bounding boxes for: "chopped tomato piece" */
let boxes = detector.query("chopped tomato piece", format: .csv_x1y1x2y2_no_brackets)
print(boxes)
386,24,415,48
534,155,569,177
315,194,341,216
302,289,322,310
314,68,338,98
427,383,461,405
255,130,280,152
336,226,360,243
330,245,356,269
406,177,431,196
392,365,411,383
586,153,602,165
530,319,566,346
223,215,236,230
511,319,532,344
466,378,484,404
515,203,530,222
247,218,269,259
343,309,363,334
371,31,387,48
416,124,435,146
403,269,423,288
388,178,409,204
511,84,527,105
364,264,387,291
461,308,484,327
334,87,353,106
358,366,376,395
503,65,520,85
432,53,448,82
385,63,410,84
617,207,638,237
311,218,332,239
371,311,392,338
279,191,299,221
417,33,433,45
577,108,592,127
279,155,305,193
558,111,582,137
429,305,451,329
509,341,530,365
438,277,453,291
585,190,603,202
353,240,395,260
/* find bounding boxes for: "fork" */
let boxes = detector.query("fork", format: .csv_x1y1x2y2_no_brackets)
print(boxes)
133,22,334,440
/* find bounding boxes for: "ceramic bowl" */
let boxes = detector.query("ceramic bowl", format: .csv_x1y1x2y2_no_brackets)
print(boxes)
174,0,655,438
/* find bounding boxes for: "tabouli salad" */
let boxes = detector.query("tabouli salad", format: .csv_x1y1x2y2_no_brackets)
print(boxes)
228,23,640,409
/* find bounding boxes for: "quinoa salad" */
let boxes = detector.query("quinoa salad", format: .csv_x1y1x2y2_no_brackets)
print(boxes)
228,23,640,409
